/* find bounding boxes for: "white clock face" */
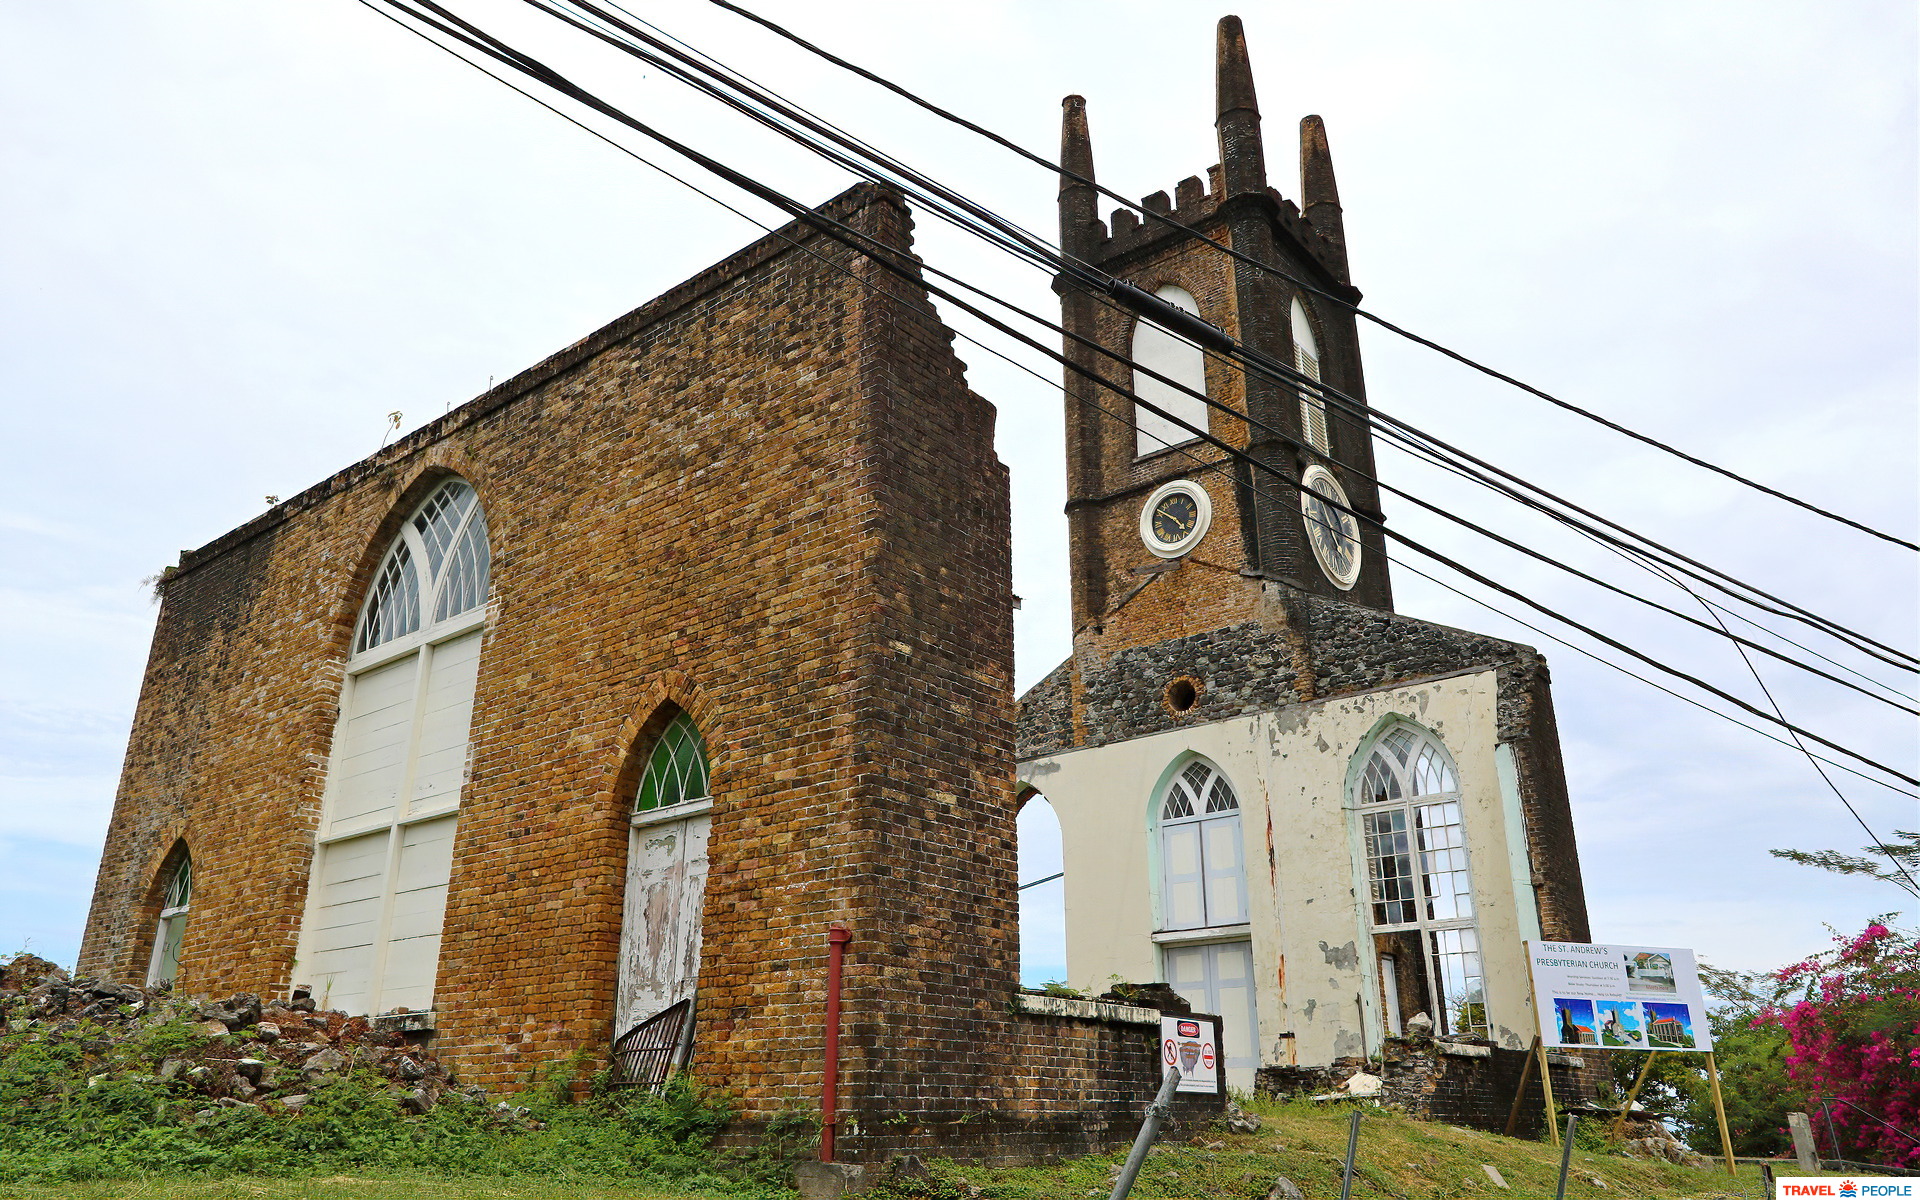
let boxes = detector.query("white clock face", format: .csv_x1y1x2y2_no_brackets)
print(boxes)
1300,465,1362,589
1139,480,1213,559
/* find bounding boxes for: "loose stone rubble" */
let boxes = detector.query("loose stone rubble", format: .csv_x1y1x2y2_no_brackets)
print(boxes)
0,953,533,1126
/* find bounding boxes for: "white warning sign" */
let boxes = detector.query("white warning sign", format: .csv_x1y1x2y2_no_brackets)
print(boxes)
1161,1014,1220,1095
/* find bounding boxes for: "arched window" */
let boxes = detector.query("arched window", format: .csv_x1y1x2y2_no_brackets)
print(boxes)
1354,724,1486,1039
1016,792,1067,988
1157,760,1246,931
1291,297,1329,454
147,853,192,987
1156,759,1257,1087
1131,285,1210,457
295,478,491,1017
617,712,715,1042
634,713,711,814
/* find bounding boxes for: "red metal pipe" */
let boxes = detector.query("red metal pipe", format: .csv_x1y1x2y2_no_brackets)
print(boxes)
821,923,852,1163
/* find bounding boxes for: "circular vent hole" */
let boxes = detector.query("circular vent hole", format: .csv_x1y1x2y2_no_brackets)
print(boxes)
1165,678,1199,713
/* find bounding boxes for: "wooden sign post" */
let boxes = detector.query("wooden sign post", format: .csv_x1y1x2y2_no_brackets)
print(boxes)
1522,965,1561,1146
1704,1051,1737,1176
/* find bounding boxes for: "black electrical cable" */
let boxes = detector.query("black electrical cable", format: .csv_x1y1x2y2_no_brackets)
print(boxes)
357,0,1920,798
1637,552,1920,895
1374,427,1920,705
933,269,1920,706
1073,383,1920,802
530,0,1919,675
698,0,1919,555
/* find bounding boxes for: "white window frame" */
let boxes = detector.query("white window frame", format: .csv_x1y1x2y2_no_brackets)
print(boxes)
1153,758,1248,933
297,480,490,1017
1131,285,1212,458
147,855,192,987
1351,723,1489,1040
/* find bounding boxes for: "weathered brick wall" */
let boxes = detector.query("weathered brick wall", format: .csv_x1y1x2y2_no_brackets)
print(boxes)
830,1001,1221,1165
1501,662,1592,942
1060,152,1392,656
80,181,1216,1159
831,195,1022,1127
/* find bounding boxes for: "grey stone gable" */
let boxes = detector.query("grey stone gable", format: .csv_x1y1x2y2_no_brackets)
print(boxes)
1015,589,1544,759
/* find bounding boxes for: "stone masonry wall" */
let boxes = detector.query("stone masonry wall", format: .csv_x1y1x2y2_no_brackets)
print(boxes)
1256,1037,1611,1140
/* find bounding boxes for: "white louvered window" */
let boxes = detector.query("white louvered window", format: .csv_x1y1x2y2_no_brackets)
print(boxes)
1132,285,1211,457
147,853,192,988
1157,760,1247,931
1355,724,1487,1038
1292,297,1330,454
295,479,491,1017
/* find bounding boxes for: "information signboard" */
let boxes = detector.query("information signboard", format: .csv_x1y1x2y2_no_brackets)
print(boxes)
1526,941,1714,1052
1160,1014,1222,1095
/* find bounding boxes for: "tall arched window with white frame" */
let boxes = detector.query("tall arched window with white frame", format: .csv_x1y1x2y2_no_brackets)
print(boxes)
294,478,491,1017
1155,758,1259,1088
1353,724,1487,1039
148,852,192,988
1291,297,1330,454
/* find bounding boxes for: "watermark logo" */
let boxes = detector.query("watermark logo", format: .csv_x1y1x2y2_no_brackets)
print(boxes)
1777,1180,1915,1198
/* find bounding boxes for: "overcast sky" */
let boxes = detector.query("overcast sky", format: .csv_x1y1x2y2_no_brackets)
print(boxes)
3,2,1914,989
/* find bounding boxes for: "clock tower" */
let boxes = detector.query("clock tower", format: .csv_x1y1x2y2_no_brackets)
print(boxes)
1057,15,1392,656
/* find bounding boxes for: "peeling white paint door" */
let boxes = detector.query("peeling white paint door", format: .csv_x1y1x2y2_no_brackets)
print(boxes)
615,813,711,1036
1165,940,1259,1092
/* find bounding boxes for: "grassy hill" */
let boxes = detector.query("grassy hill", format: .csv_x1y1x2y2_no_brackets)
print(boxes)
7,1093,1834,1200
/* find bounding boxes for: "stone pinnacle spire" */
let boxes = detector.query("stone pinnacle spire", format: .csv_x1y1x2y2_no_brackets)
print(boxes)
1215,15,1267,197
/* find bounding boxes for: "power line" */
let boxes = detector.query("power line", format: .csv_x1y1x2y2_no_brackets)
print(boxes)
524,0,1918,677
699,0,1919,555
355,0,1920,805
1055,350,1920,803
1643,555,1920,895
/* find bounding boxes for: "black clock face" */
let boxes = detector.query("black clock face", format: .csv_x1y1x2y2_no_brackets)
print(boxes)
1151,492,1200,545
1303,475,1362,585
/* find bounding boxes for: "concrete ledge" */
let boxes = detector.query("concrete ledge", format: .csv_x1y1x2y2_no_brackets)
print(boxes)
370,1010,437,1034
1012,993,1159,1026
1544,1051,1585,1067
1437,1040,1492,1058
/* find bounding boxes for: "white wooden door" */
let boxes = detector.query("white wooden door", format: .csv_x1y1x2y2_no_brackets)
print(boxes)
1164,939,1260,1092
615,813,711,1035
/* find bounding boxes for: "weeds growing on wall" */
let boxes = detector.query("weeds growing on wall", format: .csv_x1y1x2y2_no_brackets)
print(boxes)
0,1006,759,1190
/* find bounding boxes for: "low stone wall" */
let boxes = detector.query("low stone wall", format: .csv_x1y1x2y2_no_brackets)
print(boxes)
1256,1035,1609,1138
819,989,1223,1166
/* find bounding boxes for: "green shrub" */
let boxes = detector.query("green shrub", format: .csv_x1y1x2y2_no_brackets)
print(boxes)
0,1011,747,1188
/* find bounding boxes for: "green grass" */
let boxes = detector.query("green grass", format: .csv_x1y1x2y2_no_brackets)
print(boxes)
0,1177,766,1199
887,1094,1838,1200
10,1094,1856,1200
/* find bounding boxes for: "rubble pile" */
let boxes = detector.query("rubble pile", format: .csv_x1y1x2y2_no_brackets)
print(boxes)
0,953,527,1124
1616,1118,1712,1168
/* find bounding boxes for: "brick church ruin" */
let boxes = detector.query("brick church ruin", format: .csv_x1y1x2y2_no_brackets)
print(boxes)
80,16,1594,1158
